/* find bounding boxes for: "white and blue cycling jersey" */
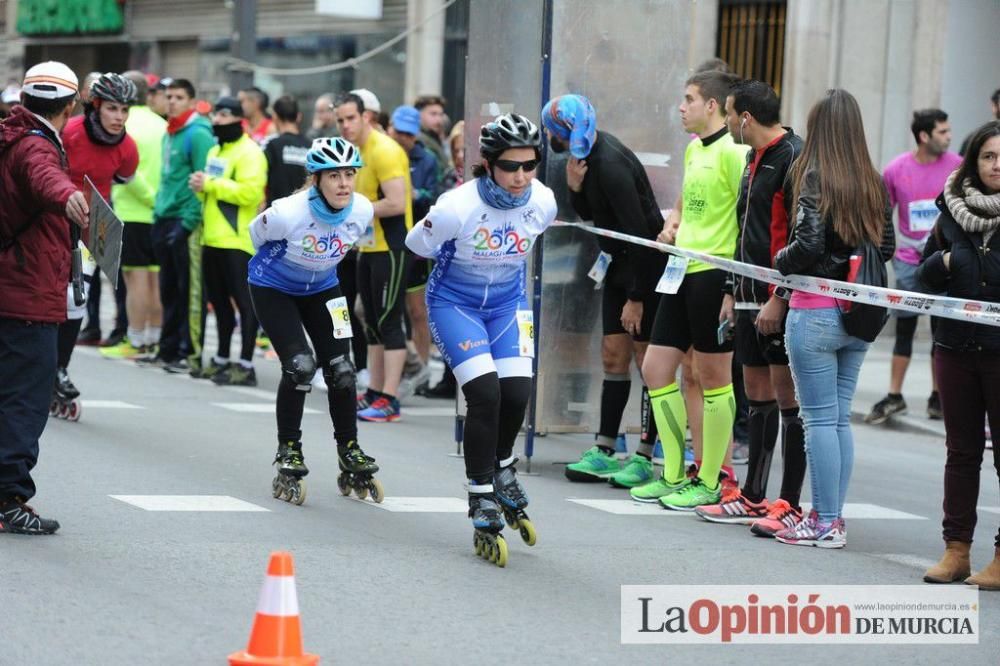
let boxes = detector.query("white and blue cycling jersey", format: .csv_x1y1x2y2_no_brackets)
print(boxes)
405,178,557,384
406,178,557,308
248,189,373,296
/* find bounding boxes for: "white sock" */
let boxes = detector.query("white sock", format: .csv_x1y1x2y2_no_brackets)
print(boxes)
127,327,144,348
145,326,161,346
238,359,253,369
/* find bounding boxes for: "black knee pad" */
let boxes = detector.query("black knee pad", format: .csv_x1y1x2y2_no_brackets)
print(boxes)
322,354,356,391
282,352,317,391
893,316,918,357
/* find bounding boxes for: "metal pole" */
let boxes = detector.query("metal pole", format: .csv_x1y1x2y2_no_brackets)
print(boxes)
523,0,554,476
229,0,257,93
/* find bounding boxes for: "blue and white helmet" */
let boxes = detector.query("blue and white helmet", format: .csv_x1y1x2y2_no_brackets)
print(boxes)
306,137,363,173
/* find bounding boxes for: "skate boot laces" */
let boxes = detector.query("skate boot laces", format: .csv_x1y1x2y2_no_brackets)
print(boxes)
495,466,528,507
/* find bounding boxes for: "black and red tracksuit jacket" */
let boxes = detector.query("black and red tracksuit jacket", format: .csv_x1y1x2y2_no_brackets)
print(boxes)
727,128,804,304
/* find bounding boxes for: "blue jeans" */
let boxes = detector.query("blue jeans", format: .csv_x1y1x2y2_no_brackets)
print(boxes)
785,307,869,523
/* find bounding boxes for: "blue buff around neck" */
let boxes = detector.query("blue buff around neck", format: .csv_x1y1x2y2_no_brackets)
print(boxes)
308,186,353,225
476,175,532,210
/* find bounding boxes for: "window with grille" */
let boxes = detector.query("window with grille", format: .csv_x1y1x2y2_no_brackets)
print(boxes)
716,0,787,96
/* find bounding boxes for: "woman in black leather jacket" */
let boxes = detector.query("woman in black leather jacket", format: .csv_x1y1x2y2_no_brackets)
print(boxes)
771,89,893,549
918,120,1000,590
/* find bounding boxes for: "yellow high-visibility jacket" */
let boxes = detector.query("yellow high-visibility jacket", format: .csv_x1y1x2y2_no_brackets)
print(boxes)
200,133,267,254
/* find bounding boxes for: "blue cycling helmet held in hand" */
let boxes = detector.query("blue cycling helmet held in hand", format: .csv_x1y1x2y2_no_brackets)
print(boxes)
306,137,363,173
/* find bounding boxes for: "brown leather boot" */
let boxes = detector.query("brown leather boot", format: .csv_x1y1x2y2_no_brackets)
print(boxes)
966,547,1000,591
923,541,972,583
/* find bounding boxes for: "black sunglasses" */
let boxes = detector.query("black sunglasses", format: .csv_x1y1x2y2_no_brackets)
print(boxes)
493,158,540,173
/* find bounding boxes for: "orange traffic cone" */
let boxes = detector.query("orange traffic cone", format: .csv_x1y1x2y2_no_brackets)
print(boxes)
228,552,320,665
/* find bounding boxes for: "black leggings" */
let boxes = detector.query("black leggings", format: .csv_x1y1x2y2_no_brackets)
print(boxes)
57,317,83,369
337,250,367,371
461,373,533,481
357,250,408,350
249,284,357,447
203,247,257,362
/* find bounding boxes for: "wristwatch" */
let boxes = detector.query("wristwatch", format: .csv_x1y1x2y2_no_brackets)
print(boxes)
774,286,792,301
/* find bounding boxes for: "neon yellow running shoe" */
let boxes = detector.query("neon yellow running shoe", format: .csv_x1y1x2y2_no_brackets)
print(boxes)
99,340,145,359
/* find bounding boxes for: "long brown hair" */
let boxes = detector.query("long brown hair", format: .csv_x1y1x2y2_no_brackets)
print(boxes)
790,89,886,246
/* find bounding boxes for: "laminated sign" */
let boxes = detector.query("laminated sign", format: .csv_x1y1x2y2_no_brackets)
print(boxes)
86,176,124,289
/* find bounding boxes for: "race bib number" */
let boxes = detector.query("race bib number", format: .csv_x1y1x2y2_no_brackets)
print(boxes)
908,199,938,233
587,251,613,288
326,296,353,339
206,157,228,179
656,255,689,294
517,310,534,358
358,222,376,248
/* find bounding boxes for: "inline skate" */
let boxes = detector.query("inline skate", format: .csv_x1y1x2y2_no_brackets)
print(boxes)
272,441,308,505
336,442,383,503
494,459,536,546
469,484,508,567
50,367,82,422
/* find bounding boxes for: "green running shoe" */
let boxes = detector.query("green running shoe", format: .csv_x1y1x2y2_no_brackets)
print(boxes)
659,476,722,512
609,454,654,489
630,476,689,503
564,446,620,482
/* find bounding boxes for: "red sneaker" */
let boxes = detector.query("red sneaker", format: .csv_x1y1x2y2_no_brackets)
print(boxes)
695,488,768,524
749,498,803,538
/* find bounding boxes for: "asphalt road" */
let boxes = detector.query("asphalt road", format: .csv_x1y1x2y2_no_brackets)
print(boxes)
4,329,1000,665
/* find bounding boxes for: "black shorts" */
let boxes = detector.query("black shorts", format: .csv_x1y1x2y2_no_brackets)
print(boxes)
734,309,789,367
121,222,158,269
602,260,660,342
357,250,408,350
650,268,732,353
406,253,431,292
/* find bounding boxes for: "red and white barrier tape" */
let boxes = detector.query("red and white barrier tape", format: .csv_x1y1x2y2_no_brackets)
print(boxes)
553,221,1000,327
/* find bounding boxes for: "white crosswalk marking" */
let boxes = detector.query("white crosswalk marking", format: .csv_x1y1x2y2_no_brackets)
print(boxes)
567,499,688,515
800,503,927,520
213,403,321,414
110,495,269,512
980,507,1000,515
80,400,144,409
569,499,928,519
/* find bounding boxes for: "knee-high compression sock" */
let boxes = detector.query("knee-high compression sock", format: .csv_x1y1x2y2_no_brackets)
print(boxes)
650,383,688,484
741,399,779,503
699,384,736,490
597,373,631,452
779,407,807,508
637,385,657,459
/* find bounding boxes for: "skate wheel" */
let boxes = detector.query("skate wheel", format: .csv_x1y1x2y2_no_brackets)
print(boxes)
67,400,81,422
271,477,283,499
494,536,508,568
368,478,384,504
336,474,351,496
58,403,69,419
49,400,59,416
504,510,519,530
289,480,307,506
354,485,368,500
474,534,484,556
518,518,537,547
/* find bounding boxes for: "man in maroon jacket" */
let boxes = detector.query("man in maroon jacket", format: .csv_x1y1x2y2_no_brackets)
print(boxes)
0,61,89,535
